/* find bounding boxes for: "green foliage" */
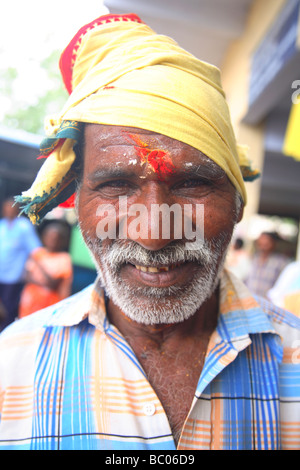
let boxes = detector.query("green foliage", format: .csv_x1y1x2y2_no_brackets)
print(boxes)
0,50,68,135
1,67,18,94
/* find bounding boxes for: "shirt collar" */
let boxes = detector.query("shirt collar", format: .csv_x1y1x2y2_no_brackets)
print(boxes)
44,270,283,405
218,269,278,340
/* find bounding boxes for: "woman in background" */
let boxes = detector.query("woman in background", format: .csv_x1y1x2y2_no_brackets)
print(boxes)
19,222,73,318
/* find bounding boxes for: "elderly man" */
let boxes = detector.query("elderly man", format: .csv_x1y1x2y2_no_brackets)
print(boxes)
0,14,299,451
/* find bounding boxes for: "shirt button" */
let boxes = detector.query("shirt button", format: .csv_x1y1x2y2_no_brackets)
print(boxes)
143,403,156,416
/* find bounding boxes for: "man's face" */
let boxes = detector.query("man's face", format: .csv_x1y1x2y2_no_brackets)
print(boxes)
2,200,19,220
77,124,242,325
256,234,275,255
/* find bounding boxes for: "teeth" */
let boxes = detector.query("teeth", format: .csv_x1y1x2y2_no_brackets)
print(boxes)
135,265,167,272
135,264,180,272
148,267,160,273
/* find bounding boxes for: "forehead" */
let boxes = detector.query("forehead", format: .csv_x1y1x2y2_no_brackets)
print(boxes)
83,123,225,177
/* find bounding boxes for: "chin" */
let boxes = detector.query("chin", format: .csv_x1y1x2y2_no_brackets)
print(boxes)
81,229,229,325
97,260,221,326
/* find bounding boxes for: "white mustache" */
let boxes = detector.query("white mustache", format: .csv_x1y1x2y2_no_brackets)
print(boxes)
102,238,216,272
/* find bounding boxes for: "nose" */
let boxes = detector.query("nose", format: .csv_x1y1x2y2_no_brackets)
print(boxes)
119,182,181,251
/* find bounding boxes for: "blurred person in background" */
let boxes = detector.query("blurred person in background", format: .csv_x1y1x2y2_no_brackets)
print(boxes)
225,237,251,281
18,222,73,318
0,300,6,325
268,260,300,317
0,197,41,331
245,231,290,298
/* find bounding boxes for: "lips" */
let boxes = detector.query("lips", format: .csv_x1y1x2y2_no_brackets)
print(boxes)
121,260,198,288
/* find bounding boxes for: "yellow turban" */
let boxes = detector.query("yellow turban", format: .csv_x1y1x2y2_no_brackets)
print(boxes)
17,13,259,224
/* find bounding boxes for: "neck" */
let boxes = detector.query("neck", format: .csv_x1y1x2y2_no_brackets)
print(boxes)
107,288,219,350
107,287,219,446
259,251,271,260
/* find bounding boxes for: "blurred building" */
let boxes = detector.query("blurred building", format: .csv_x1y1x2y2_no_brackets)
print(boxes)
220,0,300,257
0,126,43,207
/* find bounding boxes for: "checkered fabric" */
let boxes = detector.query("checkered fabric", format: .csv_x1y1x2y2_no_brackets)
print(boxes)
0,270,300,450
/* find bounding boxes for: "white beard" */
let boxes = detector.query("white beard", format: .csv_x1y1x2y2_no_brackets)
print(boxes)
81,233,229,325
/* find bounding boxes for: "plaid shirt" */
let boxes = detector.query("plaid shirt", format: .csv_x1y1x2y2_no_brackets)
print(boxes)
0,270,300,450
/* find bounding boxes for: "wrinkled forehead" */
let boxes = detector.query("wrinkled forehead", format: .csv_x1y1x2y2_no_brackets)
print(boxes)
81,123,226,180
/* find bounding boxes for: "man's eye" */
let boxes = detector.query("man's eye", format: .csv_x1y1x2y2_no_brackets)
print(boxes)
101,180,129,188
97,180,134,196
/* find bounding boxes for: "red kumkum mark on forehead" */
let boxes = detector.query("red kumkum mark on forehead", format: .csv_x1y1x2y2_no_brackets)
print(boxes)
123,132,175,181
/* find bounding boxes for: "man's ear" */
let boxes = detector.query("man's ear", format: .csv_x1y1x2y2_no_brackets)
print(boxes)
236,203,244,223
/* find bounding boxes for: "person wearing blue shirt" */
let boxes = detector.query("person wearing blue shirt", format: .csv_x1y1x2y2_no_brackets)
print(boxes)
0,197,41,330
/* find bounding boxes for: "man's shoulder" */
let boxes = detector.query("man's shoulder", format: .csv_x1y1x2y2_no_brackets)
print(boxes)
0,285,94,343
14,216,32,228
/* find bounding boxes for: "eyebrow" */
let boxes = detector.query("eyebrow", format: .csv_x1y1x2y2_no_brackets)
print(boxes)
183,162,226,180
87,167,137,183
87,161,226,184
